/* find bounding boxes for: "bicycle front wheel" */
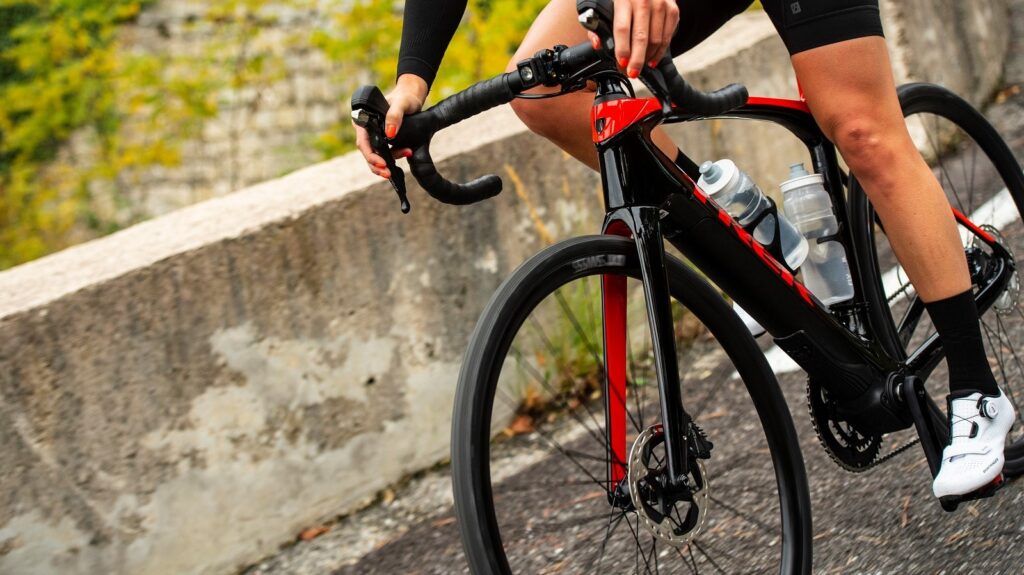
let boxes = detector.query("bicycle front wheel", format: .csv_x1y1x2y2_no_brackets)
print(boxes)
850,82,1024,475
452,235,811,574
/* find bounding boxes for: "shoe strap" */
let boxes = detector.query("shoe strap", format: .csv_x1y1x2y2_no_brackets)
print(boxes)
948,395,995,440
944,441,993,460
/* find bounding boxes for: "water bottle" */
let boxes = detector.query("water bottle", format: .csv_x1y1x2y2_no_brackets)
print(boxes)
698,159,808,337
781,163,855,306
698,160,808,269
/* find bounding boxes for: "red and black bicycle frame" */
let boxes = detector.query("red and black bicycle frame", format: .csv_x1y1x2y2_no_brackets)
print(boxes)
592,78,1017,492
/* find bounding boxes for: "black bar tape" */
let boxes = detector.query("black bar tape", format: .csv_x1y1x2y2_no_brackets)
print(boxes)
390,72,517,151
431,73,516,130
656,56,748,116
408,143,502,205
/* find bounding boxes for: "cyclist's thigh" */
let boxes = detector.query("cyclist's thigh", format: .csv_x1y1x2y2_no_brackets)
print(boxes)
508,0,589,71
759,0,884,56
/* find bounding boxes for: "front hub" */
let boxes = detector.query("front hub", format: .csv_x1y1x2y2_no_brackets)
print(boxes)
627,424,709,546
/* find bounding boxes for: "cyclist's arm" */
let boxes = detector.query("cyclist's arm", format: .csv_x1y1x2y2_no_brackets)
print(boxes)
355,0,466,177
397,0,468,89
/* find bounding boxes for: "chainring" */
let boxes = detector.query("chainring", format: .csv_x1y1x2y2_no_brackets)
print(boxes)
806,379,883,472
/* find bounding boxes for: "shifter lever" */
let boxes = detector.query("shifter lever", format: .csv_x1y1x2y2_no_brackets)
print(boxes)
351,86,412,214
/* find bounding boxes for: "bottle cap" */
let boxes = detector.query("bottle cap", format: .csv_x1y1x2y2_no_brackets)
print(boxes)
697,159,738,197
780,162,824,195
699,161,722,183
788,163,809,178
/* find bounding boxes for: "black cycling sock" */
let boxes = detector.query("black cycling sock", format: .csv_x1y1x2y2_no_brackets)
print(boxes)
924,289,1000,396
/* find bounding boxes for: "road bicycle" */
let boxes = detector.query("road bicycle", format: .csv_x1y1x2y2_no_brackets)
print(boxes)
351,0,1024,572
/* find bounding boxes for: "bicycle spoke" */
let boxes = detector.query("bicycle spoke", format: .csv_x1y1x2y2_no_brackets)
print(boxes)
926,113,965,212
685,545,701,574
508,345,622,464
555,290,606,373
988,316,1024,430
980,320,1024,430
644,534,659,574
474,255,794,572
691,540,728,575
623,512,655,575
526,315,617,439
967,140,979,212
589,511,626,572
497,478,601,493
531,430,608,491
994,314,1024,381
548,289,645,434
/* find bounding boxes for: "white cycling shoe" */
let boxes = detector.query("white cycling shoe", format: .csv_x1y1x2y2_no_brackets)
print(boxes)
932,390,1015,499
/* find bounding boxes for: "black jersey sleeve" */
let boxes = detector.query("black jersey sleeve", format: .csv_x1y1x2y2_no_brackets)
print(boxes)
397,0,469,88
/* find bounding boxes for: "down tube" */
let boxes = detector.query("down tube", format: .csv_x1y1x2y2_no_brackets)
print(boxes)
660,192,896,400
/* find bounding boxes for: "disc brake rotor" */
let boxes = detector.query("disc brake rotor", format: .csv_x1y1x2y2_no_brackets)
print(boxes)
976,225,1020,315
627,424,709,547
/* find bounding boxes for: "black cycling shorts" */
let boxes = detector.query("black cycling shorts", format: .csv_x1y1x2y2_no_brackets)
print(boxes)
669,0,884,57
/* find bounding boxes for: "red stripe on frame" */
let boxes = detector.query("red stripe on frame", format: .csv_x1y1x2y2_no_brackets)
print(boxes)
952,207,997,244
602,273,628,487
746,96,811,113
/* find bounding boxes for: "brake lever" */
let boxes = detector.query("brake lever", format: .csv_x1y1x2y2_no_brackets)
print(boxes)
351,89,412,214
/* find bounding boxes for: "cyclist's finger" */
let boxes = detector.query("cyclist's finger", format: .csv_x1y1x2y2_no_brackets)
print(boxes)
627,1,651,78
392,147,413,160
647,0,666,67
657,2,680,64
613,0,633,70
368,162,391,179
588,31,600,50
384,101,407,140
355,123,387,169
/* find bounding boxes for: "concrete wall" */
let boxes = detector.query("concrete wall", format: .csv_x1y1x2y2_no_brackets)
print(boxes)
0,4,1010,574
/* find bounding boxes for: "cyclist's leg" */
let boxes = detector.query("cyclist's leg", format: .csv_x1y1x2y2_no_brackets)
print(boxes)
786,28,999,388
792,39,972,304
767,0,1011,496
506,0,750,170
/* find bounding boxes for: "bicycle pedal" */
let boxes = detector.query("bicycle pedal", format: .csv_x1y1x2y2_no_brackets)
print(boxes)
938,473,1005,512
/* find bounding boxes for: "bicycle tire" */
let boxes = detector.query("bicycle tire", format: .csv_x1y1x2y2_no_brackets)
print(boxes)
451,235,812,574
849,82,1024,476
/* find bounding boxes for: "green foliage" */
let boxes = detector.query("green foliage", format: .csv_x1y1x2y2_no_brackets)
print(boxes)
0,1,146,267
0,0,304,268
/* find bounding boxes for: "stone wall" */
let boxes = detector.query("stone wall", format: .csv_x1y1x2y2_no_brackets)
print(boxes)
0,3,1011,574
116,1,347,215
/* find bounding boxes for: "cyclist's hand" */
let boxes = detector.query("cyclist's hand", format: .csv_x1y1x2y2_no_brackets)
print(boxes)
353,74,427,179
587,0,679,78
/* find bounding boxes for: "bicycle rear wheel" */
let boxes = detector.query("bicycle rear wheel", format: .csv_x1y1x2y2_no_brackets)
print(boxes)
452,235,811,574
850,83,1024,475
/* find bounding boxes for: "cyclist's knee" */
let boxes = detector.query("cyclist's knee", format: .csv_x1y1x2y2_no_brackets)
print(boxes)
828,115,905,188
